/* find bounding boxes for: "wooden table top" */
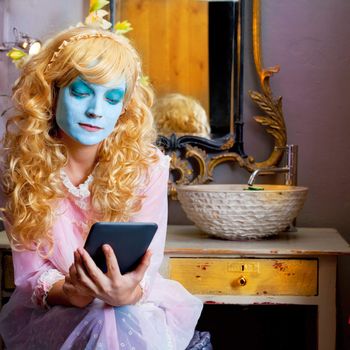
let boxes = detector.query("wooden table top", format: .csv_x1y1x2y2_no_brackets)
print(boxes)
165,225,350,256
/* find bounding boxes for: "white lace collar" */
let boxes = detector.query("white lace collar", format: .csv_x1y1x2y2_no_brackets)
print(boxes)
60,169,94,209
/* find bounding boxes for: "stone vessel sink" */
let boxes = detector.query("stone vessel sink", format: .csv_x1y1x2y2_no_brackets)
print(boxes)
176,184,308,240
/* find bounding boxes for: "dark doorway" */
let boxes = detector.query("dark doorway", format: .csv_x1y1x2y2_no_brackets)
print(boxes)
196,304,318,350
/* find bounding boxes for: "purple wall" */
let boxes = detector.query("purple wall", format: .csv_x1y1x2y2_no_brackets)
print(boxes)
261,3,350,348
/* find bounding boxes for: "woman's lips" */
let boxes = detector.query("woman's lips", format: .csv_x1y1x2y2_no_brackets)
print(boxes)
79,123,103,132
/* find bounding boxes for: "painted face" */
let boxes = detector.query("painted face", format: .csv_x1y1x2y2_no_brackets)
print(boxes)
55,76,126,146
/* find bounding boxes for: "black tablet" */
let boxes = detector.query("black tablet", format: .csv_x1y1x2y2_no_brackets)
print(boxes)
84,222,158,274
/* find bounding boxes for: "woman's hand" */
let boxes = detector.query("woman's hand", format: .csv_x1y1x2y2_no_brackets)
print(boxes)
47,277,94,308
67,245,152,306
62,275,94,308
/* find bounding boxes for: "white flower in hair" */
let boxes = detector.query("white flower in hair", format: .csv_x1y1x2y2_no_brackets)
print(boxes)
85,9,112,30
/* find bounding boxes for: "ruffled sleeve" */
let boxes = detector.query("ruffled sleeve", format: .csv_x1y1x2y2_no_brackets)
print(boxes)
131,149,170,301
0,185,65,309
11,248,65,309
31,268,65,308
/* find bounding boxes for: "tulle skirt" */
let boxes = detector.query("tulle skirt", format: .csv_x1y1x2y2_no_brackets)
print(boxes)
0,276,203,349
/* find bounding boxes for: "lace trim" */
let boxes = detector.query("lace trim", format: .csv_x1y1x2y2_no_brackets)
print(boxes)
135,274,150,305
60,169,93,198
31,269,65,309
60,169,94,209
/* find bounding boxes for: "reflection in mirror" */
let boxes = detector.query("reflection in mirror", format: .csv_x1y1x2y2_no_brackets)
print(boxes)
152,93,211,138
117,0,239,139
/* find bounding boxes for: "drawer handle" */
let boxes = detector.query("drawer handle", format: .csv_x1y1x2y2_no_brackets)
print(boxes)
238,276,247,286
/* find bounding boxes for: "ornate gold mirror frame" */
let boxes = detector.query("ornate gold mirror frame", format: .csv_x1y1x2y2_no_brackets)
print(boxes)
158,0,287,199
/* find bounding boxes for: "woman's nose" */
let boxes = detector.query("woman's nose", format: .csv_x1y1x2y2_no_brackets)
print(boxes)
86,111,102,119
86,94,104,118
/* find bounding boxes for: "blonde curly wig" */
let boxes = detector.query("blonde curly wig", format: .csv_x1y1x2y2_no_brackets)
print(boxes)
2,26,158,252
152,93,211,138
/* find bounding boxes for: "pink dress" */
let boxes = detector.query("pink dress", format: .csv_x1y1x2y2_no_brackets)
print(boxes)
0,151,203,349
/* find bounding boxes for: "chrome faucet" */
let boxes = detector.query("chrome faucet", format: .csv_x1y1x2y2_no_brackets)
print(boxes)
248,144,298,187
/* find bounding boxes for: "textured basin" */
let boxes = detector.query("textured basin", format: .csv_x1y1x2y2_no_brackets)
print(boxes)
176,184,308,240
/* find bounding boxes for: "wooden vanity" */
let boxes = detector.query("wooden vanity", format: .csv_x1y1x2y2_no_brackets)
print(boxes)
0,226,349,349
161,225,350,350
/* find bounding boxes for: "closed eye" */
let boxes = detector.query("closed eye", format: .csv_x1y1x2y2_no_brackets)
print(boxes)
70,89,90,98
105,97,120,105
69,80,93,98
105,89,125,106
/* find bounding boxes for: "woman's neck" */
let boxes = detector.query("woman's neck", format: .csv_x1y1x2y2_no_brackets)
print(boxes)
60,131,100,186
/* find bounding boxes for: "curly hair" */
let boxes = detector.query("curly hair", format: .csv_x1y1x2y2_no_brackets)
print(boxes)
2,26,158,253
152,93,211,138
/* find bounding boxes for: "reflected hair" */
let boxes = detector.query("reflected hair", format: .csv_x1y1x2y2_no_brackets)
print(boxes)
2,26,158,253
152,93,211,138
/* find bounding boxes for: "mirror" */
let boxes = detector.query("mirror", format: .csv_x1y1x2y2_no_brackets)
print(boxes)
117,0,241,139
116,0,287,193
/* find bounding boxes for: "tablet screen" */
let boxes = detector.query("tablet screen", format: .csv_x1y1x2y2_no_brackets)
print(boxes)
84,222,158,274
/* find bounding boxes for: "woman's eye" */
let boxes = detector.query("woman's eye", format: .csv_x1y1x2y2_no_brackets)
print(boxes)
70,88,90,98
105,90,124,105
69,80,93,98
105,98,120,105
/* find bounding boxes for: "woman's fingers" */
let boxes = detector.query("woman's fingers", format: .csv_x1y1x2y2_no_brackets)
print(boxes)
78,248,107,286
68,263,76,277
68,262,80,287
72,245,148,306
74,250,99,294
103,244,122,279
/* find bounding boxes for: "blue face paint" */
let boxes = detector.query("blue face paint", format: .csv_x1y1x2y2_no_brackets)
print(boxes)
55,76,126,146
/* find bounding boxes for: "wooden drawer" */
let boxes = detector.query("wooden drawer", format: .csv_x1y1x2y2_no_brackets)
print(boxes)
169,258,318,296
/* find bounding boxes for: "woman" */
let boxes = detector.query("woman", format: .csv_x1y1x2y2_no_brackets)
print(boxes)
0,26,202,349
